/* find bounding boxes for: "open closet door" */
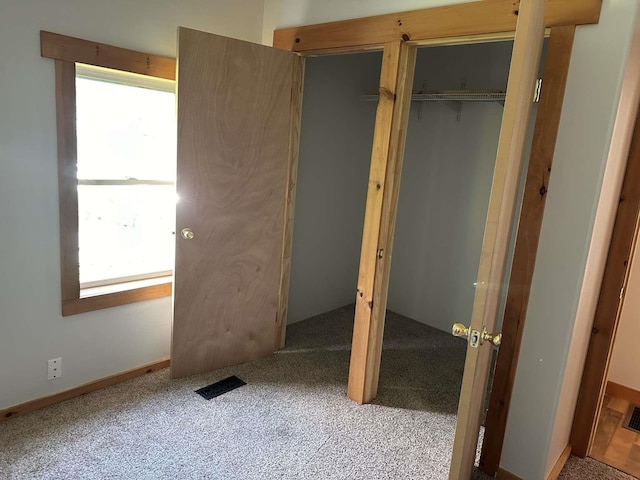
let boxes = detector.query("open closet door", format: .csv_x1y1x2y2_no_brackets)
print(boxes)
448,1,545,478
171,27,299,378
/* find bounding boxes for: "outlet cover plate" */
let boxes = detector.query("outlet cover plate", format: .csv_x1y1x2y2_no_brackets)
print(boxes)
48,357,62,380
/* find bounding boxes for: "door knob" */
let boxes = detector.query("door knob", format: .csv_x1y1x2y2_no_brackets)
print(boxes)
452,323,469,338
452,323,480,347
180,228,194,240
452,323,501,348
482,329,502,347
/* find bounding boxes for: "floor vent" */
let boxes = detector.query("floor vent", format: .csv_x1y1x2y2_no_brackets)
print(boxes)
624,405,640,433
195,375,246,400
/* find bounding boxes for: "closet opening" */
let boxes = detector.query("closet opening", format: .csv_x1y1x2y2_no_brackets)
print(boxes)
284,50,383,377
283,31,551,476
377,38,547,468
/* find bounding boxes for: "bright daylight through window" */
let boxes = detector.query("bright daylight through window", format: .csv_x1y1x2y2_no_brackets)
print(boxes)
75,65,176,291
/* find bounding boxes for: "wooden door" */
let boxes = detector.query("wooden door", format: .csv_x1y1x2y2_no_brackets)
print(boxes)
449,0,545,478
171,27,299,378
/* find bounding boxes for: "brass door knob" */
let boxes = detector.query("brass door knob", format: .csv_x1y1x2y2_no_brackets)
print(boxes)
180,228,194,240
482,329,502,346
452,323,502,348
452,323,470,338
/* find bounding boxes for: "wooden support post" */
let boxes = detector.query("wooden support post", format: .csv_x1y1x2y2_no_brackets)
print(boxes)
347,41,416,404
479,25,576,476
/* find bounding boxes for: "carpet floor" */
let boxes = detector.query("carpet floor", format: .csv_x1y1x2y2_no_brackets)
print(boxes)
559,456,636,480
0,305,632,479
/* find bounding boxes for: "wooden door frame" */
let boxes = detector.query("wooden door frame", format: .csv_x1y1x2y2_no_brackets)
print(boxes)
570,93,640,458
479,25,576,476
450,0,546,476
272,0,602,472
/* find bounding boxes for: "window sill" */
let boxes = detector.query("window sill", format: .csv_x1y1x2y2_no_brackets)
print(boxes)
62,279,172,316
80,275,171,298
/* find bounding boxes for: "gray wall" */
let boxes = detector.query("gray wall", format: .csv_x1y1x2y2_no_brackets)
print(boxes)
291,42,538,334
388,42,513,333
287,52,381,323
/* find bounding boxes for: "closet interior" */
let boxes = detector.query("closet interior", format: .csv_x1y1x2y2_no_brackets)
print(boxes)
289,39,545,365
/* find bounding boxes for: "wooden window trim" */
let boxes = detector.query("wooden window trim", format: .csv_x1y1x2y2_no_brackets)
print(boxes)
42,31,175,80
45,32,175,316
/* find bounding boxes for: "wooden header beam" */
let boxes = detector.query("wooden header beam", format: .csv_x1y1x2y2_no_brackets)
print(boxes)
273,0,601,53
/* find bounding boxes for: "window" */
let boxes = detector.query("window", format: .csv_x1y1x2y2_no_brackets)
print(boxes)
42,31,178,315
75,66,176,291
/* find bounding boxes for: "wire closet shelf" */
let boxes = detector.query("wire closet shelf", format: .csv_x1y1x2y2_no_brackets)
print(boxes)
359,90,507,104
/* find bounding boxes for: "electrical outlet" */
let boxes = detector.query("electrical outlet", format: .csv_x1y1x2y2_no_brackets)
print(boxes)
47,357,62,380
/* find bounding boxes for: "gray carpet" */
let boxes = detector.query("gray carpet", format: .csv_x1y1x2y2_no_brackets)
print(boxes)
0,305,631,479
558,456,636,480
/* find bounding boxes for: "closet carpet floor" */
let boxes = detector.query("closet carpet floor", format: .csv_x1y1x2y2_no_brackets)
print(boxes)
0,305,630,480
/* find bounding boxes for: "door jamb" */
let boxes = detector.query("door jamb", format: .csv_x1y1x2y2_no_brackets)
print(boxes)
276,54,305,349
570,99,640,458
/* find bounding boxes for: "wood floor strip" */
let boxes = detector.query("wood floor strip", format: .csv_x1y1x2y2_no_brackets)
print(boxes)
591,393,640,478
0,359,170,422
591,400,624,459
